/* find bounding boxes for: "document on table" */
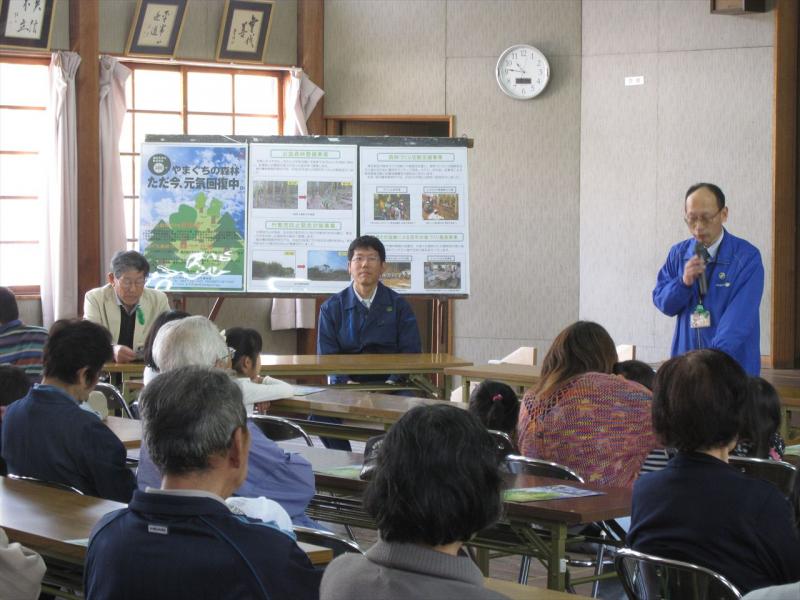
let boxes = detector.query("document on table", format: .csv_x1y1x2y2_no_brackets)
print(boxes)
503,485,604,503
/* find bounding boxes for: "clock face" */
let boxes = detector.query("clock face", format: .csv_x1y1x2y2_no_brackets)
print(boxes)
496,44,550,100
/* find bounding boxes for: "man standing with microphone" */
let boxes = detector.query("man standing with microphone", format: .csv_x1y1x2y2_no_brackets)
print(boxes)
653,183,764,375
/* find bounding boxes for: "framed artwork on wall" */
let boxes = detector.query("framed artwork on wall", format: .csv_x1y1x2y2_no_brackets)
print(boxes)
0,0,57,51
125,0,188,58
216,0,274,64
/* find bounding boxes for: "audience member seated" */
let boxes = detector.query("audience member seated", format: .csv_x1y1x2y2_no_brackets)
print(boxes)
0,365,32,476
628,349,800,594
517,321,655,487
613,360,671,474
225,327,294,413
468,380,519,442
141,309,190,385
85,366,321,600
0,287,48,382
0,527,45,600
84,250,169,364
733,377,785,460
1,320,136,502
321,404,507,600
136,316,319,528
612,359,655,391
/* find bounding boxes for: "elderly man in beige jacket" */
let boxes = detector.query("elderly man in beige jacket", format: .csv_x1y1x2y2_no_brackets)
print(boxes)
84,250,169,363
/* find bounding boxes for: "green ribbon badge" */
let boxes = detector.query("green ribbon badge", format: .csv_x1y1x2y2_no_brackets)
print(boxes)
136,306,145,325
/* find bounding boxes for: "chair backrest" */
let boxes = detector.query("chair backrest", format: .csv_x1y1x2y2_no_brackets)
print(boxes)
615,547,742,600
293,525,364,557
7,473,85,495
499,346,538,366
616,344,637,361
94,382,135,419
250,415,314,446
501,454,584,483
488,430,519,458
728,455,798,498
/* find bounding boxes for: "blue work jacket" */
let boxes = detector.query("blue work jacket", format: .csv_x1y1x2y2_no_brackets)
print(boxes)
317,282,422,384
652,229,763,375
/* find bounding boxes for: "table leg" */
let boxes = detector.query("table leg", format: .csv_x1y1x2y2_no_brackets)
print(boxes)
547,522,567,591
474,547,490,576
462,377,471,404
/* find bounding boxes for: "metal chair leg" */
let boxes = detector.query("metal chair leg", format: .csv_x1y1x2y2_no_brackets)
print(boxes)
591,529,607,598
517,555,531,584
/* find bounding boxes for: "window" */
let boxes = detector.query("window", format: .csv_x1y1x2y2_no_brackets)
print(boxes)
0,58,48,289
120,64,282,249
0,58,283,290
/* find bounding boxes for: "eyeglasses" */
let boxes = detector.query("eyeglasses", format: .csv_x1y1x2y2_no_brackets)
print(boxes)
116,277,146,288
684,208,723,227
218,347,236,363
350,256,380,265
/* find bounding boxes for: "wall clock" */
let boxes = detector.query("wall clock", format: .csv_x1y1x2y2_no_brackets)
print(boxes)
496,44,550,100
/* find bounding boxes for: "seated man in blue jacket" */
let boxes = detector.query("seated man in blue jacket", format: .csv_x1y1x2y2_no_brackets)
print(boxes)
1,320,136,502
653,183,764,376
135,315,318,528
316,235,422,449
85,366,321,600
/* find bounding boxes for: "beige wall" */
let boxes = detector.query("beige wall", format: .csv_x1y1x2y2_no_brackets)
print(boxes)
326,0,583,364
579,0,775,363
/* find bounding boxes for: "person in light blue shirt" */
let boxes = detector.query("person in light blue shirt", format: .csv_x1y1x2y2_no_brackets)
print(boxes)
653,183,764,375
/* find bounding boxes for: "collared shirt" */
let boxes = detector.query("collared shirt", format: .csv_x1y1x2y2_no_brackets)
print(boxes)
112,292,139,316
145,486,228,507
706,229,725,260
352,283,378,310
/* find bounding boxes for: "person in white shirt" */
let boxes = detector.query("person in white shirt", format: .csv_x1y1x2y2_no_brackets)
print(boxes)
224,327,294,414
0,528,45,600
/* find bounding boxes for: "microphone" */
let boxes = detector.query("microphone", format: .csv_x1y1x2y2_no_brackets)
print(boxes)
694,241,710,296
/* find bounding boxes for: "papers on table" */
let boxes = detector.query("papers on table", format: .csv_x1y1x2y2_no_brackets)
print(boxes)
503,485,604,503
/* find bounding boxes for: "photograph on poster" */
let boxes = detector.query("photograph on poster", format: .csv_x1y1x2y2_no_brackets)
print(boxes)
307,181,353,210
422,193,459,221
382,261,412,290
251,250,296,280
374,193,410,221
424,261,462,290
252,180,298,209
308,250,349,282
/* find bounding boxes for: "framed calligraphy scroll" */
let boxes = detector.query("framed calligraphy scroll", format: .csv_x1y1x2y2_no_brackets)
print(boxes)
125,0,187,59
216,0,274,64
0,0,57,51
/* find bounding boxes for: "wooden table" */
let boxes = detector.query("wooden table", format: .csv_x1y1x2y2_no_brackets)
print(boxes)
283,443,631,592
104,353,472,399
485,577,587,599
104,416,142,449
0,475,333,594
445,363,542,402
271,389,466,431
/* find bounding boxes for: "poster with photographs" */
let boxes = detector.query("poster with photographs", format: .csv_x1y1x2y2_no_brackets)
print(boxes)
359,146,469,295
247,143,358,293
139,143,248,291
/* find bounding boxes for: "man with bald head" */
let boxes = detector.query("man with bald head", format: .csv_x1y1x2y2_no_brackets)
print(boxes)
653,183,764,376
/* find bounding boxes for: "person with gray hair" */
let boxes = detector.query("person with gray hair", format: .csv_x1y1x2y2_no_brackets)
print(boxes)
83,250,170,363
138,315,319,528
85,367,321,600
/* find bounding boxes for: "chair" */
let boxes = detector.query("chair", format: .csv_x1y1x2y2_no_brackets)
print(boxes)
615,547,742,600
250,415,314,446
728,455,798,498
293,525,364,557
488,430,519,458
501,454,584,482
93,382,135,419
7,473,85,495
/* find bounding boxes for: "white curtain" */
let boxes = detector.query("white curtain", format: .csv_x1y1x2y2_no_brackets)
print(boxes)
40,51,81,327
271,70,325,331
98,56,131,278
